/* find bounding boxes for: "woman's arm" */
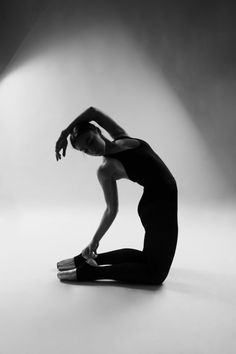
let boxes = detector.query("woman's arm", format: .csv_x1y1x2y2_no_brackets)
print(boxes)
91,165,119,245
91,107,128,139
56,107,128,160
92,208,117,245
78,161,119,258
81,207,116,260
55,107,95,160
62,107,95,136
62,106,128,139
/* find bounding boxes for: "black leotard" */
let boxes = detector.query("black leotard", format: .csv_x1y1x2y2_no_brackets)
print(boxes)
104,136,177,201
74,136,178,285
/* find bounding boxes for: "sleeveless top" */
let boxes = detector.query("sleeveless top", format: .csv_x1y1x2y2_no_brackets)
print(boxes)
104,136,177,197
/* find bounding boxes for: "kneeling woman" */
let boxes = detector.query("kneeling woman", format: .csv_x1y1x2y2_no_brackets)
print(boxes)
55,107,178,285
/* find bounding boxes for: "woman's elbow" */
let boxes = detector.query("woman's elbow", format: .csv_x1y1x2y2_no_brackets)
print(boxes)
89,106,97,113
106,206,118,217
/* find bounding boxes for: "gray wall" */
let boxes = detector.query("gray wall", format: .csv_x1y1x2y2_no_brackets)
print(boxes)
1,0,235,210
0,0,50,77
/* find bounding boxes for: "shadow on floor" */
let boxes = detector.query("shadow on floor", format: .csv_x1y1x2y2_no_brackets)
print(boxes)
58,278,164,291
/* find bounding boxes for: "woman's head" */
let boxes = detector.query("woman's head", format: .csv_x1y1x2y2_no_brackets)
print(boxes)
69,122,106,156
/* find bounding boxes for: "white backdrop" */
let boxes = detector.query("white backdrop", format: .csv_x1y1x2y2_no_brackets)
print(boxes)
0,0,232,213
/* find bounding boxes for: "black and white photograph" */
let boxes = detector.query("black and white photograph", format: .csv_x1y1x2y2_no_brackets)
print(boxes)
1,1,236,353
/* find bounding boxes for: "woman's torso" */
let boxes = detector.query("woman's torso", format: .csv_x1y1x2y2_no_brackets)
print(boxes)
102,136,177,199
103,137,139,180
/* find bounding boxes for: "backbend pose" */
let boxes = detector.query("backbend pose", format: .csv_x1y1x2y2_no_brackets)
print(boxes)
55,107,178,285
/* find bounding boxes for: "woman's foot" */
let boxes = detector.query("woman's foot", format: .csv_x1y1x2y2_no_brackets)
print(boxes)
57,258,76,271
57,269,77,281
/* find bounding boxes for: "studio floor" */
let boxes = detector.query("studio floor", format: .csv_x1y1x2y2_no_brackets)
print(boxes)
1,201,236,354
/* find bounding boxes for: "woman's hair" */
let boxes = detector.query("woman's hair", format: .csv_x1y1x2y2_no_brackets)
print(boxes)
69,122,102,149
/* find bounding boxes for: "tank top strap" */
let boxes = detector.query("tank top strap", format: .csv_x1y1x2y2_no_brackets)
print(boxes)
113,135,134,141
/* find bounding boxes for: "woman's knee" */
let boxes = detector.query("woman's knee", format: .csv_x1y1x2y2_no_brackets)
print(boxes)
148,268,169,285
149,275,165,285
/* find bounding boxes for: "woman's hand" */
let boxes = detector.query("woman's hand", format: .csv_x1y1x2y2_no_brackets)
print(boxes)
82,240,99,260
55,131,68,161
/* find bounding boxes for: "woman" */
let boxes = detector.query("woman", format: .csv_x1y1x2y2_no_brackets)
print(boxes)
55,107,178,285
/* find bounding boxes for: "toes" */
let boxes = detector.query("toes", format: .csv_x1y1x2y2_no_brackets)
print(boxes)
57,263,75,271
57,269,77,281
57,272,63,280
56,259,75,271
57,263,64,271
57,265,66,271
57,271,69,280
57,261,63,267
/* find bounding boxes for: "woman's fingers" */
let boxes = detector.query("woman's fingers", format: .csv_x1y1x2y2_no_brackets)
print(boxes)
62,142,68,157
82,241,99,259
55,142,68,160
82,246,95,259
91,251,98,259
82,247,90,259
55,136,68,160
56,152,61,161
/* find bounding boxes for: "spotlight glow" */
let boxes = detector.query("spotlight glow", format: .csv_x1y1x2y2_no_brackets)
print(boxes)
0,7,228,207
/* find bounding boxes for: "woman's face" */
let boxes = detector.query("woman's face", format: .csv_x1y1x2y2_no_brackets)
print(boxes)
75,130,106,156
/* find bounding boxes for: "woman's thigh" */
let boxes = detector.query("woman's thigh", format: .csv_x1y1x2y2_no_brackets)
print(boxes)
140,201,178,277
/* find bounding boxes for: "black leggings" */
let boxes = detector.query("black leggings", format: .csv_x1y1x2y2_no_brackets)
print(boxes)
74,192,178,285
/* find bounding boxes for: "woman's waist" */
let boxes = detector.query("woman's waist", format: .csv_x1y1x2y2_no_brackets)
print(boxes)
138,186,177,206
142,181,177,195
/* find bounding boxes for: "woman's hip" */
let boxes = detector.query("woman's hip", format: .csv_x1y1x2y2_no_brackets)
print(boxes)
138,186,177,214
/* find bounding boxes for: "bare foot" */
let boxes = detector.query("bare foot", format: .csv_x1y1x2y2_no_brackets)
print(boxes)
57,269,77,281
57,258,76,271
